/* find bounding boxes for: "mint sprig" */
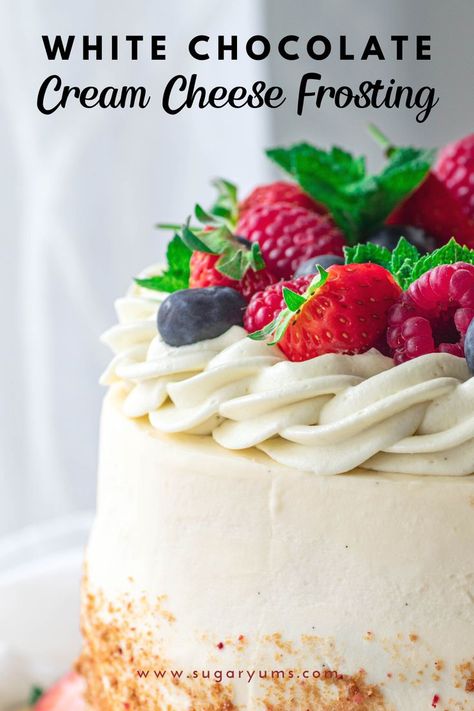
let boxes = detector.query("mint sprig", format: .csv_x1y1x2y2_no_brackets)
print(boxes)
135,234,191,293
345,237,474,290
266,140,435,245
249,267,329,344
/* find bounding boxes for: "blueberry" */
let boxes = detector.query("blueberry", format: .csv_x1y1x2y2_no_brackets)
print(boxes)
295,254,345,276
465,319,474,374
157,287,246,346
366,225,436,254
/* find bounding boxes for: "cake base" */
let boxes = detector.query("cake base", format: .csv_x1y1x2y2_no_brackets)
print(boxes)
79,385,474,710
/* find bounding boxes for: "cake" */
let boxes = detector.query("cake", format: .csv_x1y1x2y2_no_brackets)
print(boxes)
36,132,474,711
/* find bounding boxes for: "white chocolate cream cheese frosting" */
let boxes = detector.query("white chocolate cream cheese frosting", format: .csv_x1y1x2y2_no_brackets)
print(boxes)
100,279,474,477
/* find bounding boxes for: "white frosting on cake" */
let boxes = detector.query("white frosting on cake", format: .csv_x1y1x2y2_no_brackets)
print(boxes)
99,283,474,477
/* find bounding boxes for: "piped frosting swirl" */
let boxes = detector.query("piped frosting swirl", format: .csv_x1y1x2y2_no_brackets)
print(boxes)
101,281,474,476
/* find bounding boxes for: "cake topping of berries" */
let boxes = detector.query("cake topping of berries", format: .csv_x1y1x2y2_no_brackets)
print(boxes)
249,263,401,362
158,287,246,346
236,203,345,280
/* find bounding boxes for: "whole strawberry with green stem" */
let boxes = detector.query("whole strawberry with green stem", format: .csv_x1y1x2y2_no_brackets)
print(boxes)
136,205,277,301
249,263,401,362
367,125,474,248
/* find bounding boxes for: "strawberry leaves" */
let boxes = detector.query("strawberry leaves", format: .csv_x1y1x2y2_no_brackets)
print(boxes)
266,140,435,245
345,237,474,290
209,178,239,227
179,207,266,280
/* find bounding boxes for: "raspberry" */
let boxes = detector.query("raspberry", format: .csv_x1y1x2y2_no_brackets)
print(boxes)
434,133,474,218
239,181,324,216
189,251,276,301
236,203,346,280
387,262,474,363
243,275,312,333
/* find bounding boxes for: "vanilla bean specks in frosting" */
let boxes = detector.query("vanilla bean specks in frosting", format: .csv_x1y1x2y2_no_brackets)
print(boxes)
100,280,474,477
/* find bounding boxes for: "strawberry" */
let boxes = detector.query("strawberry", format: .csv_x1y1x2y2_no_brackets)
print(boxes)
243,275,313,333
189,251,276,301
386,173,474,248
434,133,474,218
239,181,325,216
35,672,86,711
236,204,346,280
249,263,401,362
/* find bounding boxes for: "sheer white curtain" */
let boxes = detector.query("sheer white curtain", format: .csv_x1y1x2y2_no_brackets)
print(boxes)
0,0,271,536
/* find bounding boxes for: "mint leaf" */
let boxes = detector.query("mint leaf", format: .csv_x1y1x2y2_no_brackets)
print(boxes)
266,142,435,245
344,242,392,270
135,234,191,293
345,237,420,289
410,238,474,282
345,237,474,290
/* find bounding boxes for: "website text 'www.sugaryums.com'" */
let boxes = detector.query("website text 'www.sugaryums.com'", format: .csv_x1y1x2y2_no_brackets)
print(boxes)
135,667,344,683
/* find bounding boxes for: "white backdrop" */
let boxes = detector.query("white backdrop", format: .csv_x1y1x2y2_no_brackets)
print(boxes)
0,0,473,536
0,1,271,536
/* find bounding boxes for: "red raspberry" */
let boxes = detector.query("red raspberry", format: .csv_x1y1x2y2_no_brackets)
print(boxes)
243,275,313,333
434,133,474,218
386,173,474,248
239,181,324,216
387,262,474,364
236,203,346,280
189,252,276,301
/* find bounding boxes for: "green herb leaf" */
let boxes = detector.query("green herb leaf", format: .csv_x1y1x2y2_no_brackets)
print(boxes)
135,234,191,293
266,141,435,245
345,236,474,290
344,242,392,270
28,685,44,706
410,237,474,282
